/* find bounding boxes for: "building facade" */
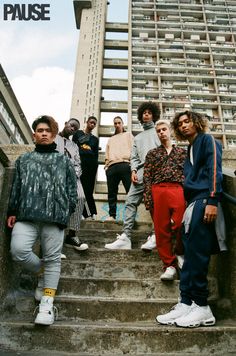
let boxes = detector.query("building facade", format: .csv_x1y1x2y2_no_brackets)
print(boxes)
71,0,236,171
0,65,33,145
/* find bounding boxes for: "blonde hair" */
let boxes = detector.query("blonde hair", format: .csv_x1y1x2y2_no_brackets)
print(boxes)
155,119,171,128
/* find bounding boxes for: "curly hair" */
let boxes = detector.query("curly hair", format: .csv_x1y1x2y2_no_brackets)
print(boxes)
32,115,58,136
171,111,209,141
137,101,160,124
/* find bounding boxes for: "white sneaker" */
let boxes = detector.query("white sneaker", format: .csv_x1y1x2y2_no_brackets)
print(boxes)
105,216,116,222
61,253,67,259
64,235,89,251
160,266,177,281
175,302,216,328
141,233,156,250
35,274,44,302
177,255,184,269
105,233,131,250
156,302,192,325
34,296,57,325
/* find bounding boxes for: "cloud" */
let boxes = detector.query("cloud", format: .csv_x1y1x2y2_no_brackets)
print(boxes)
0,26,76,75
10,66,74,130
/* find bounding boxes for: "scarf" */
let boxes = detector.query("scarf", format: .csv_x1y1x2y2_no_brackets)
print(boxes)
35,142,57,153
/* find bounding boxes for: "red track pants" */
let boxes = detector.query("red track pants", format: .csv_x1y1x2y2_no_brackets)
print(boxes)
152,183,186,269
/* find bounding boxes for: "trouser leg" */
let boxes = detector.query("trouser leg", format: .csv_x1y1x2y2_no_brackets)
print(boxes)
180,199,217,306
68,180,85,232
152,186,174,268
81,160,98,217
120,163,131,193
40,223,64,290
10,221,42,273
106,165,120,218
123,182,144,238
169,186,185,256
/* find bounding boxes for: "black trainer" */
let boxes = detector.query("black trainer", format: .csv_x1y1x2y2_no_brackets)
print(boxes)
64,235,88,251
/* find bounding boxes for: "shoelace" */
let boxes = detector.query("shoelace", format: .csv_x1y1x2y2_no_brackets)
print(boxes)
72,236,81,245
33,305,58,320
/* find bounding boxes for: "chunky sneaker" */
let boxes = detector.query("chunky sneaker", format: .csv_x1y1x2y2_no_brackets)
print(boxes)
105,233,131,250
160,266,177,281
64,235,88,251
35,274,44,302
156,302,192,325
175,302,216,328
141,233,156,250
177,255,184,270
34,296,58,325
105,216,116,222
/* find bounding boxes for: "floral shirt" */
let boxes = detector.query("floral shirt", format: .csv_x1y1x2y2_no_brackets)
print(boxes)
143,145,187,210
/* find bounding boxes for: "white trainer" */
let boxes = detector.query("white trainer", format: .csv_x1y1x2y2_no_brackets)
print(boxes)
105,233,131,250
156,302,192,325
105,216,116,222
175,302,216,328
61,253,67,259
34,296,57,325
177,255,184,269
141,233,156,250
160,266,177,281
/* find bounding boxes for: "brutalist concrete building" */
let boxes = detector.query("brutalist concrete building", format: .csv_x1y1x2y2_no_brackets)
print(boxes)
0,65,33,145
71,0,236,173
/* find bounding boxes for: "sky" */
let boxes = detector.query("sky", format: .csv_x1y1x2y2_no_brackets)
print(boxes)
0,0,128,130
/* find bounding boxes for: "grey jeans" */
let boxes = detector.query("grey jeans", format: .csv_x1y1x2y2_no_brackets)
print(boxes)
10,221,64,290
123,182,144,238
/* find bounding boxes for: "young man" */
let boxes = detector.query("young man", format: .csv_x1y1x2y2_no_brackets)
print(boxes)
73,116,99,219
105,116,133,221
55,118,88,253
143,120,186,280
105,102,160,250
7,115,78,326
156,111,225,328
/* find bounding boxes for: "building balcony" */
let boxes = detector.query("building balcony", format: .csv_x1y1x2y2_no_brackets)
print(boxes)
103,58,128,69
104,40,128,50
105,22,128,33
102,78,128,90
100,100,128,112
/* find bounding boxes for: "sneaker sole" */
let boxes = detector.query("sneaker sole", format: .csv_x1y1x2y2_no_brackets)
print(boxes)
156,318,175,326
160,276,176,281
175,317,216,328
104,246,131,250
34,319,54,325
141,246,156,251
73,245,88,251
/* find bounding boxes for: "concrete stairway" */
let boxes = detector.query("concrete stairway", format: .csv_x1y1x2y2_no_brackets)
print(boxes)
0,221,236,355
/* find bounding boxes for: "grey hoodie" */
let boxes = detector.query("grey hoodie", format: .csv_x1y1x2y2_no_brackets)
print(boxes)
130,121,160,183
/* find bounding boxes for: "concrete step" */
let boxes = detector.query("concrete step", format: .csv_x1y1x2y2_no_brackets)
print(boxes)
61,259,164,279
61,248,161,263
79,220,153,232
0,319,235,355
75,231,153,248
2,278,218,322
61,248,218,276
57,276,218,300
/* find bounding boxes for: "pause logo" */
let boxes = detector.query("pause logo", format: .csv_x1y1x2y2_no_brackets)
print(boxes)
3,3,50,21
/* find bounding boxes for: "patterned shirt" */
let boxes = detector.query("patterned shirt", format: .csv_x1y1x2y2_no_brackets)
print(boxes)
143,145,187,210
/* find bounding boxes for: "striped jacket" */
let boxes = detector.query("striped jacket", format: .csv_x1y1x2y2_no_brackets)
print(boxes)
184,133,222,206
